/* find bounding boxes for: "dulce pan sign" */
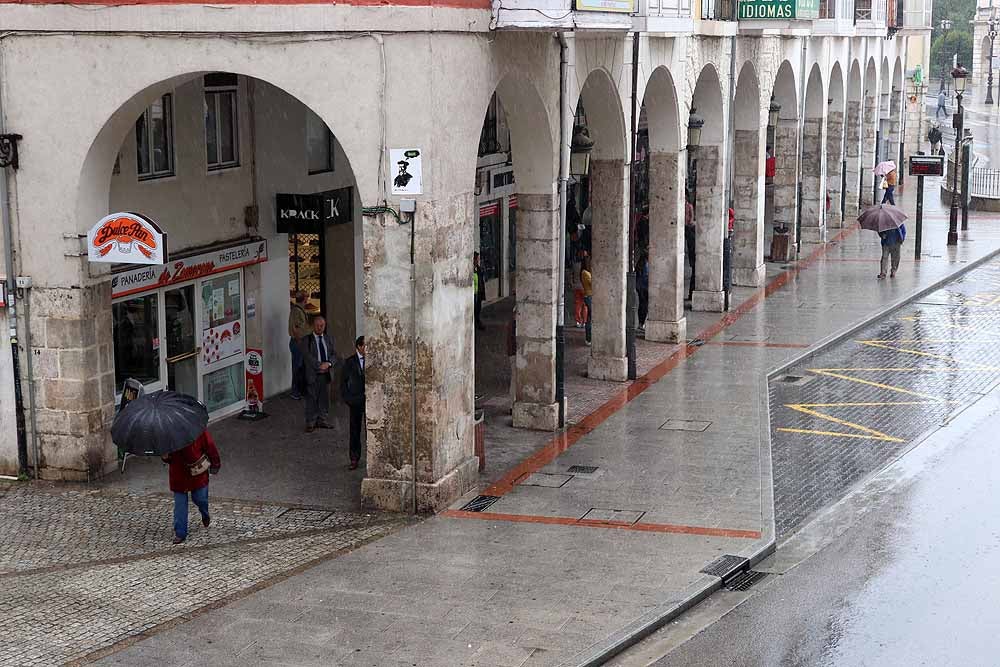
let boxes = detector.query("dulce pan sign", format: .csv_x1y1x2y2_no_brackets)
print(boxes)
739,0,818,19
88,212,166,265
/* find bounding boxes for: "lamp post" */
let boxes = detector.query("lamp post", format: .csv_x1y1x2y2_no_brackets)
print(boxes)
987,15,998,105
948,63,968,246
939,19,953,94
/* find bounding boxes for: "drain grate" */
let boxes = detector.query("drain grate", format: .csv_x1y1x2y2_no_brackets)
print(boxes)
567,465,599,474
277,508,333,522
700,554,748,579
688,338,706,347
724,570,768,591
460,495,502,512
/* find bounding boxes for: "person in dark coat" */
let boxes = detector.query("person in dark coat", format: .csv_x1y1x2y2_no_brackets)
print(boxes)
300,315,336,433
163,431,221,544
473,252,486,331
341,336,366,469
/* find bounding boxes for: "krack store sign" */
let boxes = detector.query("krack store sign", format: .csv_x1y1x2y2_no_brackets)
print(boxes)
87,212,166,265
275,187,353,233
739,0,818,19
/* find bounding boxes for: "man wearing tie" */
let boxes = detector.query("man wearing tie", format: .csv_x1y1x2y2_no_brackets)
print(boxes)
341,336,366,470
300,315,336,433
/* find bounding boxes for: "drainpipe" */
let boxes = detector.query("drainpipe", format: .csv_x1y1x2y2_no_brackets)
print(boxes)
795,36,808,257
625,30,639,381
556,32,572,426
0,57,30,478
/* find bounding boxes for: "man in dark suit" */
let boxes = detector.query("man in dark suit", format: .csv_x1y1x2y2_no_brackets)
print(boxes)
299,315,336,433
341,336,366,469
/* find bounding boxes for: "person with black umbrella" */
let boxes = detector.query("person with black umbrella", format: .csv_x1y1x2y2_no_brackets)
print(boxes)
163,431,221,544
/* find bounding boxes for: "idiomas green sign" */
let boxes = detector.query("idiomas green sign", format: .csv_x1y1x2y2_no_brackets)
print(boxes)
738,0,819,19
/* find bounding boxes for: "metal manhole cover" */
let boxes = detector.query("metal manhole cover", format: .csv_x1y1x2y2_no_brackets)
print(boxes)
460,495,501,512
519,472,573,488
277,508,333,522
724,570,768,591
580,508,645,525
700,554,748,579
567,465,599,474
659,419,711,432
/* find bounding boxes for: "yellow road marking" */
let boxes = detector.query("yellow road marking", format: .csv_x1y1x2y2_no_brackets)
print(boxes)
806,370,946,400
782,404,905,442
776,427,904,442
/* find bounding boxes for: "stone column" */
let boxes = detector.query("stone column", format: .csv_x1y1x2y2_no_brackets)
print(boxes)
826,110,845,229
903,86,925,165
512,193,560,431
692,144,725,312
772,119,799,261
889,90,902,183
799,117,826,244
844,100,863,220
30,284,117,481
587,159,627,382
861,95,878,207
361,197,478,513
645,151,686,343
732,129,765,286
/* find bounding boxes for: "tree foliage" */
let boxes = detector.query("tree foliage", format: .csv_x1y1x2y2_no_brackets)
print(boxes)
931,30,975,77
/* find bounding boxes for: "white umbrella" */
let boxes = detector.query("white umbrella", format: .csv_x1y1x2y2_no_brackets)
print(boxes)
874,161,897,176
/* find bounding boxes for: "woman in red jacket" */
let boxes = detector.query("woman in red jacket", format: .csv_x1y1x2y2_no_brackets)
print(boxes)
163,431,221,544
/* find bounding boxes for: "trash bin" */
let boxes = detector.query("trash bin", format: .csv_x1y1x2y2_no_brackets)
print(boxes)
474,410,485,472
770,226,790,262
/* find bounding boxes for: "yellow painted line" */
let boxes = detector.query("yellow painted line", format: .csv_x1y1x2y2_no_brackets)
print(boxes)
854,340,996,370
776,427,904,442
796,401,953,408
807,370,946,400
784,403,905,442
811,367,1000,373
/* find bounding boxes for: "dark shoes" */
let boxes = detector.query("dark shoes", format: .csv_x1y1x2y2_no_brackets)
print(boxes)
290,392,303,401
316,421,334,429
173,535,185,545
202,515,211,528
305,425,315,433
349,460,359,470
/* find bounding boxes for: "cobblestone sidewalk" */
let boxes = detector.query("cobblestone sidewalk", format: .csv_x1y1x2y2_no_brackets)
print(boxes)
0,484,408,666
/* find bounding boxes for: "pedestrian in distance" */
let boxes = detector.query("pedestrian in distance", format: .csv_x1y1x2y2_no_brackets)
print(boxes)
927,125,943,156
288,290,310,400
506,306,517,411
573,247,589,328
684,198,697,301
473,252,486,331
878,224,905,280
581,257,593,347
936,90,948,120
881,168,898,206
163,430,221,545
300,314,336,433
341,336,366,470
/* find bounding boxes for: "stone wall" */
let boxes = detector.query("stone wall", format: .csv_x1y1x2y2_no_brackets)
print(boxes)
826,110,845,229
645,152,686,343
732,129,765,286
844,100,862,220
799,118,826,244
861,95,878,207
692,144,725,312
587,159,628,382
771,121,799,261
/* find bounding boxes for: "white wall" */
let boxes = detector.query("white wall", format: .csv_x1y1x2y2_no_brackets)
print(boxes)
0,305,17,475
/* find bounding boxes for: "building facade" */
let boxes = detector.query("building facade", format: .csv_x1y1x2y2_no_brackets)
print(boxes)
0,0,930,510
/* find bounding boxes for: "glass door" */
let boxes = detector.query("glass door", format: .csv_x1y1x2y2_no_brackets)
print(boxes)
199,271,246,417
112,292,165,397
164,284,200,399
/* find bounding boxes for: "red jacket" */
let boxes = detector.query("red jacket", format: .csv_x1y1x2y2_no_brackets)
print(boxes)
164,432,221,493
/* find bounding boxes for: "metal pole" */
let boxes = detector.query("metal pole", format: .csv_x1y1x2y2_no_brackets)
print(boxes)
915,172,924,260
948,91,963,245
410,212,417,514
556,32,571,427
988,26,996,105
625,30,639,381
961,135,970,231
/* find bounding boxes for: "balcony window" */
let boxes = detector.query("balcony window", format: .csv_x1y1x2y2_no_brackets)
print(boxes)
204,74,240,171
136,94,174,180
702,0,735,19
306,109,335,175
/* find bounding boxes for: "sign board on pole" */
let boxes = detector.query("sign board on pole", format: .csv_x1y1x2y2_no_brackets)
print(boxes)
88,212,166,265
739,0,818,19
576,0,634,12
389,148,423,196
909,154,945,177
240,348,267,420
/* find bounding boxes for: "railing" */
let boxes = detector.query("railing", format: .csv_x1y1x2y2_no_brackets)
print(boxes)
970,167,1000,197
854,0,886,23
702,0,735,20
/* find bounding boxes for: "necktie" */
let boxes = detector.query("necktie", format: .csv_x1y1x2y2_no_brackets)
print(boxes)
318,335,328,363
360,355,365,373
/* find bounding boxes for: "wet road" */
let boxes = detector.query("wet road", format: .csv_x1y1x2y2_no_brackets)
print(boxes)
650,387,1000,667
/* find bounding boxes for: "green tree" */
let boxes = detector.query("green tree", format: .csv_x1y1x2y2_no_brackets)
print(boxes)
931,29,974,80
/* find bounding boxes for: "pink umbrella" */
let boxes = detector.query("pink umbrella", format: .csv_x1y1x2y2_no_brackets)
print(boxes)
874,161,897,176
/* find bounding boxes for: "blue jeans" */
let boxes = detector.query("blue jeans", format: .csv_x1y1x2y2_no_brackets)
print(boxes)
584,296,593,343
174,485,209,539
289,337,304,396
881,186,895,206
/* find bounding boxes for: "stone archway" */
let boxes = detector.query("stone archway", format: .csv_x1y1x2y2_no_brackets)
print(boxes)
767,61,799,261
732,62,765,285
641,66,687,343
860,58,879,207
800,64,827,244
889,58,904,183
826,62,847,229
845,60,864,219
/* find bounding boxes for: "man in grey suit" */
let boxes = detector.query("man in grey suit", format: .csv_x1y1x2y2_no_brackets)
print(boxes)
299,315,336,433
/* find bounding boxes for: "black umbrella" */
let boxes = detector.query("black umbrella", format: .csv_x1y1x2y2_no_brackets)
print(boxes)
111,391,209,456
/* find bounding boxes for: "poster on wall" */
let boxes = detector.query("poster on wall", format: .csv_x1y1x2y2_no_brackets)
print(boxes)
389,148,423,196
202,320,243,366
88,212,166,265
245,349,264,412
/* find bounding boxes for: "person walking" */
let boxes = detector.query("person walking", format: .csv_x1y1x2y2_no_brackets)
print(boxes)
684,199,697,301
936,90,948,120
573,248,589,328
288,291,310,400
581,257,593,347
878,224,905,280
341,336,366,470
927,125,943,156
473,252,486,331
881,168,898,205
300,315,336,433
163,430,221,545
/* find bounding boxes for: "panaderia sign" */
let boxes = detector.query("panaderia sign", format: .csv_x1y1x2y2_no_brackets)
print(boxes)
111,240,268,299
88,212,166,265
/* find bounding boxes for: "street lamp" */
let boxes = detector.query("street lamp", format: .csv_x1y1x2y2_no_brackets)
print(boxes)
948,63,968,246
939,19,953,94
570,126,594,177
768,98,781,129
987,15,998,105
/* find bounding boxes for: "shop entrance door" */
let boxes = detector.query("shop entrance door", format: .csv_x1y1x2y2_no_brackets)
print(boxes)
164,284,199,397
112,292,165,397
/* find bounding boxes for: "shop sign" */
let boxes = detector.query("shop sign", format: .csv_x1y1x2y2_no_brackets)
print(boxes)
0,280,6,308
202,320,243,366
111,239,267,299
275,187,353,233
88,212,166,265
738,0,818,19
245,348,264,413
575,0,634,12
389,148,423,195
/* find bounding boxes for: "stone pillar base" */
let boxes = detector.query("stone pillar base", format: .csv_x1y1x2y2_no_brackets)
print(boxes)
800,226,828,244
692,290,725,312
588,354,628,382
361,456,478,513
827,212,843,229
733,264,766,287
513,401,560,431
644,318,687,343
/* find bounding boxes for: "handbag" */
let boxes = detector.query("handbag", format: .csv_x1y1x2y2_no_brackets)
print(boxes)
879,177,888,189
188,454,210,477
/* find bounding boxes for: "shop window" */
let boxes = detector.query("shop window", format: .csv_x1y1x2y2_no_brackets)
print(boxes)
202,362,245,414
205,75,239,170
113,294,160,390
136,94,175,180
288,233,323,314
307,109,335,175
201,273,242,332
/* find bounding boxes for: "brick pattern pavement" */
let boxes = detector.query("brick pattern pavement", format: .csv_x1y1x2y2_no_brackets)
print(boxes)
771,260,1000,537
0,484,406,666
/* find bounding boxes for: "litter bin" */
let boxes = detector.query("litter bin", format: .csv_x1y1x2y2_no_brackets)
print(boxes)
770,225,790,262
474,410,485,472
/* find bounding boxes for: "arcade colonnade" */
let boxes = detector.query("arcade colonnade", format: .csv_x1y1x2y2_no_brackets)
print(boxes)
0,27,910,511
